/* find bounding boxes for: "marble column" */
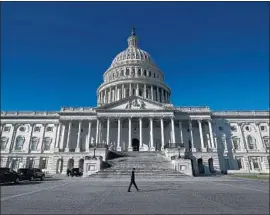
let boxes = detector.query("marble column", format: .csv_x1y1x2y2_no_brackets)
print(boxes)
178,120,183,146
189,120,196,152
160,118,165,151
40,124,46,153
27,124,34,153
150,118,155,151
122,84,124,99
208,120,215,149
104,89,107,103
128,118,132,151
151,85,154,100
109,87,112,103
115,85,117,101
171,117,176,147
65,122,72,152
136,84,139,96
198,120,206,152
59,124,66,150
139,117,143,149
106,118,110,145
75,121,82,152
117,118,122,151
54,123,62,152
129,83,132,96
144,84,147,99
52,124,59,152
86,121,92,152
95,119,99,145
157,87,160,102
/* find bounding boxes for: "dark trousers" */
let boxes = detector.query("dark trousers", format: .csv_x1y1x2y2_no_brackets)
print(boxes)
128,180,139,191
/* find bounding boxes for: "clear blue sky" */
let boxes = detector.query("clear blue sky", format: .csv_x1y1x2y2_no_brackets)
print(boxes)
1,2,269,111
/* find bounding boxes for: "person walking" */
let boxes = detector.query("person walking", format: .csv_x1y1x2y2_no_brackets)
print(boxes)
128,168,140,192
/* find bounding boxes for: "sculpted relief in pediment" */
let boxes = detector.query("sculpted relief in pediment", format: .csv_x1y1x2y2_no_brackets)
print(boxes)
125,99,146,109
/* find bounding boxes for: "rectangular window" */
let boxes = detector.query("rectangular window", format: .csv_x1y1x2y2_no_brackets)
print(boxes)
34,126,40,132
4,126,10,132
230,126,237,132
253,159,259,169
260,126,266,131
265,140,270,150
46,127,53,132
236,158,242,169
40,158,47,169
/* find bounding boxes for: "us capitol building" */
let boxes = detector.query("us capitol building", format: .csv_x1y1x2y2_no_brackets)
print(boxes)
1,27,269,176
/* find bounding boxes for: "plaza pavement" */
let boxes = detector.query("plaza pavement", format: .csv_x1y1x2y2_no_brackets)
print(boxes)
1,175,269,214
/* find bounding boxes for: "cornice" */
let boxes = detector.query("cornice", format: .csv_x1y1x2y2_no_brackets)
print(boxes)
97,77,171,94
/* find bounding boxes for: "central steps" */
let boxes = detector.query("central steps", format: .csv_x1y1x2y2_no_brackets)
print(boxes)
90,151,189,179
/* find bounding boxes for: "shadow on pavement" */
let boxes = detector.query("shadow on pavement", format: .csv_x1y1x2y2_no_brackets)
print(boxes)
137,188,178,192
43,178,63,181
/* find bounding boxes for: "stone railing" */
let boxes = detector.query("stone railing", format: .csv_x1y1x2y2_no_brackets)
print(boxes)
174,107,210,112
61,107,95,112
1,111,58,117
212,111,269,117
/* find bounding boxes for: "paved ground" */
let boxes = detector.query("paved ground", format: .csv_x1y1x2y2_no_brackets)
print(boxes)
1,175,269,214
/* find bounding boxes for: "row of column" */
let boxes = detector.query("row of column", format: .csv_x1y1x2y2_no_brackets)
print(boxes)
55,118,216,153
98,83,170,105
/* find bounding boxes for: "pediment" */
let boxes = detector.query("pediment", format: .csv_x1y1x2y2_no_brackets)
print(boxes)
98,96,171,110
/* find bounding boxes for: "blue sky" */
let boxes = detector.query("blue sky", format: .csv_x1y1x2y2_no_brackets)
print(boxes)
1,2,269,111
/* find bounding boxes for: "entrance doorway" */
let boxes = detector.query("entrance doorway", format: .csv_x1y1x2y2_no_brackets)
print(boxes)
197,158,205,174
132,138,139,151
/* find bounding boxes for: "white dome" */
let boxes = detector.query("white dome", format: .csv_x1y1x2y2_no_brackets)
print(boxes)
110,47,155,68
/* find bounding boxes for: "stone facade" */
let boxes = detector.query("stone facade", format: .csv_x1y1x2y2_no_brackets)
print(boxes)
1,27,269,176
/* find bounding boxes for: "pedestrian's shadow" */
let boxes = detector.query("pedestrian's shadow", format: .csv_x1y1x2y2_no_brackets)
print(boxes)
138,188,177,192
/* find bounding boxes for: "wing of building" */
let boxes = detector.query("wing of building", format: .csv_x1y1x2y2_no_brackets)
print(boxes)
1,27,269,176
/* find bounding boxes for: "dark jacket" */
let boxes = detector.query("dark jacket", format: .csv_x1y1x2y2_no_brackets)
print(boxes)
131,170,135,181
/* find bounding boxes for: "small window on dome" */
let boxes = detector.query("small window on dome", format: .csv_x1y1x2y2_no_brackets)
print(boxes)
112,73,115,78
153,73,155,78
126,68,129,76
121,70,124,76
138,69,141,76
132,53,135,58
136,54,139,59
127,55,130,59
149,71,151,77
157,74,159,79
144,70,146,76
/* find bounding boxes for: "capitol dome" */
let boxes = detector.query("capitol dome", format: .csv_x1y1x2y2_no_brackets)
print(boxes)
97,26,171,106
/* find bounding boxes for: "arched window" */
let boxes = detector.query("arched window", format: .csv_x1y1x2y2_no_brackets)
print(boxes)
43,137,52,151
247,135,256,150
121,70,124,76
30,137,39,151
15,136,25,150
232,137,240,150
1,137,8,150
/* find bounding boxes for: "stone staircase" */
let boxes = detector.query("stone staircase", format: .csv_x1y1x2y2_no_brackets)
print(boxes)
90,151,189,179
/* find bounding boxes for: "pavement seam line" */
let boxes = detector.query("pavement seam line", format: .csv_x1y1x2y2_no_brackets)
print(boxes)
1,181,78,201
207,181,269,194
